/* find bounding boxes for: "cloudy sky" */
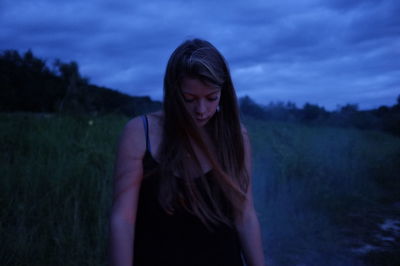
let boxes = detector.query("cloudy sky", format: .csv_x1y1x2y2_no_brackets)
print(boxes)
1,0,399,110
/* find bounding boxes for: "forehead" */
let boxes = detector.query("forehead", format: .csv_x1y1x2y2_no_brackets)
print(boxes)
181,77,220,96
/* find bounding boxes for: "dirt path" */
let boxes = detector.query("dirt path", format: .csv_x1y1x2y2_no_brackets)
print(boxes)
340,202,400,266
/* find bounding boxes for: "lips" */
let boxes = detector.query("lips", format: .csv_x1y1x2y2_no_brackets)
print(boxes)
196,117,208,123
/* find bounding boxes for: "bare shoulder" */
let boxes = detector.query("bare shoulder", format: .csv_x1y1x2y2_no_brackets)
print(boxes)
147,110,164,127
117,116,147,160
148,110,164,118
147,111,164,137
118,111,163,160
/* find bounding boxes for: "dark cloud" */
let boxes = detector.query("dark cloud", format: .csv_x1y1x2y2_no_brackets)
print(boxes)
1,0,398,110
345,1,400,44
325,0,384,11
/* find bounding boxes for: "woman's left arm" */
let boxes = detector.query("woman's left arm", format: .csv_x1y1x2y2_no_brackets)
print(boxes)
235,127,266,266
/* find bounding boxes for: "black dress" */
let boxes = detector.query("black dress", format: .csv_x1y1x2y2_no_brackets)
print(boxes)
133,116,244,266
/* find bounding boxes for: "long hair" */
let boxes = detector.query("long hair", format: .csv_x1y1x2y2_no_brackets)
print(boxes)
158,38,249,228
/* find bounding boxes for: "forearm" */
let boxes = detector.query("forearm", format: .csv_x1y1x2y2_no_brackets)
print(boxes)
109,215,134,266
235,211,265,266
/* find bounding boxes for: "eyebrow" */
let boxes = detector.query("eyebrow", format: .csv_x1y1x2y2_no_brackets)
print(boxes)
182,90,220,97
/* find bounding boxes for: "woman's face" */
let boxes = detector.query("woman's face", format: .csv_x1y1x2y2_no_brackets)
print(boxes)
181,77,221,127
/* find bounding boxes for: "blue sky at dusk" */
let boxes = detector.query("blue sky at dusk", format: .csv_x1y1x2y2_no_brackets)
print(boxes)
1,0,399,110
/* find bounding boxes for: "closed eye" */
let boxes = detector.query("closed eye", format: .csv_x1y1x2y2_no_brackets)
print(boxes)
184,98,195,103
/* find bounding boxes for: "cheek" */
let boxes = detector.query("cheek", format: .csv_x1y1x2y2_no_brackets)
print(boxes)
209,100,220,114
184,102,197,114
212,101,219,110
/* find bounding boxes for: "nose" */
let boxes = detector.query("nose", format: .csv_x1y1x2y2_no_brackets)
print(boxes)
195,99,206,116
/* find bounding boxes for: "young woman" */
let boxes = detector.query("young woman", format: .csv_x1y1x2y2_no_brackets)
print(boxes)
109,39,265,266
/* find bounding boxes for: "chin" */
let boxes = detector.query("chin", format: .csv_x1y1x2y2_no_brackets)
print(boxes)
195,118,209,127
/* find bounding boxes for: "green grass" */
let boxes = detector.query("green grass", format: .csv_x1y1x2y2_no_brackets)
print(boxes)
1,113,399,265
245,116,400,265
0,113,128,266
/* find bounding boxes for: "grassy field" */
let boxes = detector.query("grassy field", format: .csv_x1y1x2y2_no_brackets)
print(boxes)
246,117,400,265
1,113,399,265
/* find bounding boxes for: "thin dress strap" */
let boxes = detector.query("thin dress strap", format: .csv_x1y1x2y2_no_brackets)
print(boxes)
141,115,152,153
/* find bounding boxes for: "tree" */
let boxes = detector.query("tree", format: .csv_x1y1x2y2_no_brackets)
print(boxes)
239,96,267,119
301,103,328,122
340,103,359,113
394,95,400,111
22,50,47,73
55,60,91,113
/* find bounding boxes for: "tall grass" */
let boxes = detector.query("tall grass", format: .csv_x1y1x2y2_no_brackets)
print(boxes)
1,113,399,265
245,116,400,265
1,113,127,266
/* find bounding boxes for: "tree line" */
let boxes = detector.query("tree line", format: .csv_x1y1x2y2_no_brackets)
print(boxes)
0,49,161,116
1,49,399,136
240,96,400,136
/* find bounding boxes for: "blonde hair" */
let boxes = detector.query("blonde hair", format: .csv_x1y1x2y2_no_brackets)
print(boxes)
158,39,249,228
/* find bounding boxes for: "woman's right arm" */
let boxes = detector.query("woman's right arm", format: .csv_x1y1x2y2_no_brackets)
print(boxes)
109,117,146,266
